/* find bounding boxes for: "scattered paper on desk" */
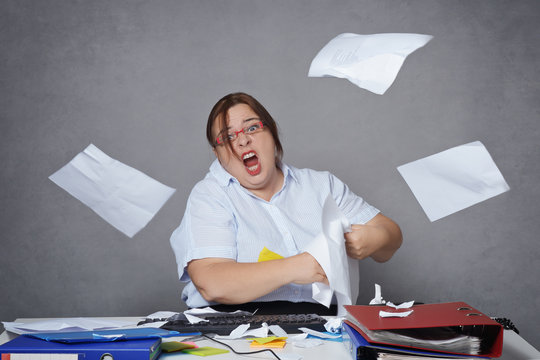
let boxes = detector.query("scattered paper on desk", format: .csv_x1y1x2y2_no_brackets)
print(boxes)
248,336,288,349
184,307,251,316
324,317,344,333
184,314,209,324
145,311,178,319
386,301,415,309
379,310,414,318
299,327,342,340
183,307,253,325
268,324,288,337
49,144,176,237
397,141,510,222
304,194,355,316
250,339,287,348
184,307,220,316
308,33,433,94
215,323,286,340
369,283,386,305
248,336,288,345
2,318,135,335
216,324,265,339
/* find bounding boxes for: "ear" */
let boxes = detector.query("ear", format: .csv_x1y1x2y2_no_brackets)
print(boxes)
213,147,223,165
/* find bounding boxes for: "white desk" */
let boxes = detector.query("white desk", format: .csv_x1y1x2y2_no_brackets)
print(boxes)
1,317,539,360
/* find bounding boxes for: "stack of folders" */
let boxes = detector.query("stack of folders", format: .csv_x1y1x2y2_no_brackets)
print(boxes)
342,302,504,360
0,328,179,360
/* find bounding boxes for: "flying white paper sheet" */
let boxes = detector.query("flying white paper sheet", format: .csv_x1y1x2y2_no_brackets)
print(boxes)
308,33,433,94
304,195,357,316
49,144,176,237
397,141,510,222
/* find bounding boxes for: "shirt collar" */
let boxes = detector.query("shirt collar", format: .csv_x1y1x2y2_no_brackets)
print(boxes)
209,158,299,187
279,161,299,185
209,158,235,187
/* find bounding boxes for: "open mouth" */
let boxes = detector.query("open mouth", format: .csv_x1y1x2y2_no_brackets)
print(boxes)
242,151,261,175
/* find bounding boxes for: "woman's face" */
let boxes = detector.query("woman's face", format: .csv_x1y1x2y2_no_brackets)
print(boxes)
212,103,281,198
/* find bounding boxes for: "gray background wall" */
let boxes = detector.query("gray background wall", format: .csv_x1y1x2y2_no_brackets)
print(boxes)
2,0,539,348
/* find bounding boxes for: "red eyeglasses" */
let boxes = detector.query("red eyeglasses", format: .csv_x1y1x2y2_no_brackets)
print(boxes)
215,120,265,145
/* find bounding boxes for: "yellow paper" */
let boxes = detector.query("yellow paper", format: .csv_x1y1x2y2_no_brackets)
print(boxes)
161,341,197,352
250,339,287,348
258,246,284,262
247,336,287,344
181,346,229,356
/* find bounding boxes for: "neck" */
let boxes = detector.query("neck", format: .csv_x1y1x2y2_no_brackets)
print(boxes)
250,166,284,202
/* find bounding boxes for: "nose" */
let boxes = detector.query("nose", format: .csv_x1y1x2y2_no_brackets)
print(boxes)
235,131,251,146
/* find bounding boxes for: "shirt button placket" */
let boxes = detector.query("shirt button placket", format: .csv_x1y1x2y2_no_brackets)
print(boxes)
264,202,297,255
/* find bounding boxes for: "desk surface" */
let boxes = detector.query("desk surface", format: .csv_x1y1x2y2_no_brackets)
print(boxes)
1,317,539,360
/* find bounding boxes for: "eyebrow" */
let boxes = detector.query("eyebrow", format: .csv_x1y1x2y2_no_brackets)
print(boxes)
224,117,260,131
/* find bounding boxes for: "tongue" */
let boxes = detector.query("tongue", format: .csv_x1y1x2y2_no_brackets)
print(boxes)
244,156,258,167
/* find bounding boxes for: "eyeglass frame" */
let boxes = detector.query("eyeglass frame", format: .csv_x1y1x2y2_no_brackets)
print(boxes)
214,120,265,146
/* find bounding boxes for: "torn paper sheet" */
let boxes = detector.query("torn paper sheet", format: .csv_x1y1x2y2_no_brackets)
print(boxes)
299,327,342,340
183,307,221,316
386,301,415,309
369,283,386,305
308,33,433,94
184,314,209,324
324,318,344,333
145,311,178,319
49,144,176,237
379,310,414,318
181,308,255,325
397,141,510,222
215,323,286,340
304,194,356,316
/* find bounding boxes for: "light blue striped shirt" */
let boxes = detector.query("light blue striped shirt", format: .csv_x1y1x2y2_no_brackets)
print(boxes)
170,159,380,308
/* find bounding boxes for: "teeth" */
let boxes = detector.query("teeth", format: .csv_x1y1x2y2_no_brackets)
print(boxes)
248,165,258,171
243,152,256,160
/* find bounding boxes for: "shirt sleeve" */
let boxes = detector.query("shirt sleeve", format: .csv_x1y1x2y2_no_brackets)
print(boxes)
327,172,380,225
169,180,238,282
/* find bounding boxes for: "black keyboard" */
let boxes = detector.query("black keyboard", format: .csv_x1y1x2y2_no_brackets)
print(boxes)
140,313,327,335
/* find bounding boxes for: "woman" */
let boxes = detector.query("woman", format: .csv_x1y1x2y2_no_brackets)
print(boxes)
170,92,402,314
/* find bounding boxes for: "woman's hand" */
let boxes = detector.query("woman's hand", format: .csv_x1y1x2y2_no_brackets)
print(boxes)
344,213,402,262
344,224,380,260
290,252,328,285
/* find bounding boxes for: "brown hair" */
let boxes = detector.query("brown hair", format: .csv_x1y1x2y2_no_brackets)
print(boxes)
206,92,283,161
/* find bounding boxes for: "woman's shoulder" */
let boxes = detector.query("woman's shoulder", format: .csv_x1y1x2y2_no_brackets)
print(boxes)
189,173,227,199
285,163,335,181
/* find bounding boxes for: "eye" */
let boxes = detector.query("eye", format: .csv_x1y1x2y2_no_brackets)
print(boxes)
227,133,235,140
246,123,262,133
